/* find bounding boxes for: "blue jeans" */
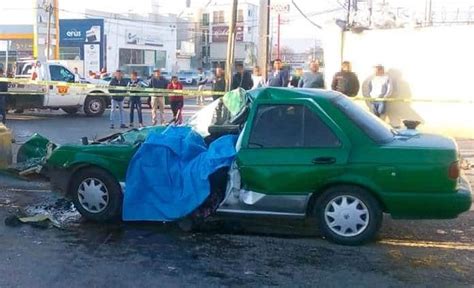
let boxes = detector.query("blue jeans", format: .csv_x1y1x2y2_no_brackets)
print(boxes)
110,99,124,125
129,98,143,124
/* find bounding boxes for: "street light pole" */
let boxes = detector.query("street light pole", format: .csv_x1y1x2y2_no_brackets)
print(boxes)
277,13,280,59
258,0,270,81
225,0,238,91
46,3,53,60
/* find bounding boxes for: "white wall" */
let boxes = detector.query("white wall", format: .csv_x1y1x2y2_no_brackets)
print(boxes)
104,18,177,73
324,24,474,139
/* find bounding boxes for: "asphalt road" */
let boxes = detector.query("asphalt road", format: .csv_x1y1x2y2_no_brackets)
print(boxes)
0,105,473,287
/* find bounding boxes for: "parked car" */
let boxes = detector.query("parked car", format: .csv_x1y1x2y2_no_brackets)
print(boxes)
41,88,472,245
177,70,199,85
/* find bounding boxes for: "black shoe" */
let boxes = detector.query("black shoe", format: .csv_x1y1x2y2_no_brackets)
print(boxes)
129,123,134,127
120,124,128,129
110,124,114,129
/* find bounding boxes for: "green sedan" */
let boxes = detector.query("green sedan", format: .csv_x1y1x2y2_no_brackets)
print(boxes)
44,88,472,245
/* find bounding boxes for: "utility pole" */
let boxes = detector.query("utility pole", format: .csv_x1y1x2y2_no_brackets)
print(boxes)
277,13,281,59
46,3,53,60
346,0,351,28
425,0,433,25
225,0,238,91
258,0,270,82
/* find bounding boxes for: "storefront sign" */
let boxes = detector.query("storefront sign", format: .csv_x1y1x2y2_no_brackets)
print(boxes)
211,25,243,42
60,19,103,44
125,29,163,47
84,44,100,73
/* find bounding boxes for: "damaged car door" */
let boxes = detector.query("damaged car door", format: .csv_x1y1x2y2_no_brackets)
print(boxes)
226,98,350,216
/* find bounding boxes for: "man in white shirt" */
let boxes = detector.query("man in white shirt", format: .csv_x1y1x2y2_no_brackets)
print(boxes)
73,67,82,82
366,64,393,117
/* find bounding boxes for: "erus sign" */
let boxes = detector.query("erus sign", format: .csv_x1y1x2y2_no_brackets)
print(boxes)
65,29,82,39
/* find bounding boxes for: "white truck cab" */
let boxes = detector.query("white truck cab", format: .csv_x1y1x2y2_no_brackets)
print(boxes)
8,60,109,117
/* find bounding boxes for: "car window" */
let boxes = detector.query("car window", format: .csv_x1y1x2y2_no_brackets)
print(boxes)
248,104,340,148
49,65,75,82
332,96,394,144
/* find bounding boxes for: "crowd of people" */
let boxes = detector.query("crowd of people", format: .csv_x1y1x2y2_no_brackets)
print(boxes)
97,59,394,129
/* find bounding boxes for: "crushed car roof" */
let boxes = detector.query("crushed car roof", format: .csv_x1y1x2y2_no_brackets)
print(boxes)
247,87,342,102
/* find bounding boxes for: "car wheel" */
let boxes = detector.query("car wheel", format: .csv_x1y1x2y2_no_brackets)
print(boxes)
61,107,79,115
84,96,106,117
315,185,382,245
70,167,123,222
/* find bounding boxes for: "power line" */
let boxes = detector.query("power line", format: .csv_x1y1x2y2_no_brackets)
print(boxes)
291,0,322,29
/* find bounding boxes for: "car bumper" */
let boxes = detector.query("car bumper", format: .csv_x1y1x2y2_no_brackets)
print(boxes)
385,176,472,219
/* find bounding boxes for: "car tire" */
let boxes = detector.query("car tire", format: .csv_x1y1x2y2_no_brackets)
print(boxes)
69,167,123,222
315,185,382,245
61,107,79,115
84,96,106,117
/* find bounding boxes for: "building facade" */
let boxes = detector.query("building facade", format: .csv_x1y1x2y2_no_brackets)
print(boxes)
59,19,104,74
59,11,178,77
196,1,259,69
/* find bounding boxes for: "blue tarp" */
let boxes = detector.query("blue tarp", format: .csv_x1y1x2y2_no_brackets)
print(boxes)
122,126,238,221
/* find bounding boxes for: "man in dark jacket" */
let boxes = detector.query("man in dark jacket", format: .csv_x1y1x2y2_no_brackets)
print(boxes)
267,59,289,87
212,67,226,124
0,69,8,124
109,70,129,129
231,63,253,90
331,61,360,97
212,67,226,100
128,71,143,128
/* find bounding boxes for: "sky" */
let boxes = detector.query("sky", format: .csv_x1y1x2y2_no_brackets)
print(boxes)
1,0,473,52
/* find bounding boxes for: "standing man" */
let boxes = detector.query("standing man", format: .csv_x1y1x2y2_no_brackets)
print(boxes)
267,59,289,87
331,61,360,97
128,71,143,128
196,67,208,105
167,76,184,124
289,67,303,88
109,70,128,129
212,67,226,124
298,61,325,88
0,69,8,124
212,67,226,100
149,69,168,125
365,64,393,118
231,63,253,90
73,67,82,82
251,66,265,89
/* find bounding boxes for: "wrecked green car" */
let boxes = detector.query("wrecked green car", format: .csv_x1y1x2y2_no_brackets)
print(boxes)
26,88,472,245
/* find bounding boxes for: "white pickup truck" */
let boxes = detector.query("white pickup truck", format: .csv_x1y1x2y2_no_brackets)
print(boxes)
7,60,109,117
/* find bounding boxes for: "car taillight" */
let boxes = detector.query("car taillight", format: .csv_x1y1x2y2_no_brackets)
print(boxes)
448,161,460,179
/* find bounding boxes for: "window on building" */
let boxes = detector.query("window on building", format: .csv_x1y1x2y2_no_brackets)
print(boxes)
49,65,75,82
248,104,341,148
237,9,244,22
201,31,207,43
248,27,252,33
202,13,209,26
202,46,207,57
248,9,252,17
155,50,167,69
213,11,225,23
59,47,81,60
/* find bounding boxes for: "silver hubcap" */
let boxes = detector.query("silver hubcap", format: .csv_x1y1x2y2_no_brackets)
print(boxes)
324,195,369,237
89,101,101,112
77,178,109,213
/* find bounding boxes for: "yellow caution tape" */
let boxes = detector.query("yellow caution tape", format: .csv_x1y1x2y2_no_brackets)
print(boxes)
0,77,226,97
